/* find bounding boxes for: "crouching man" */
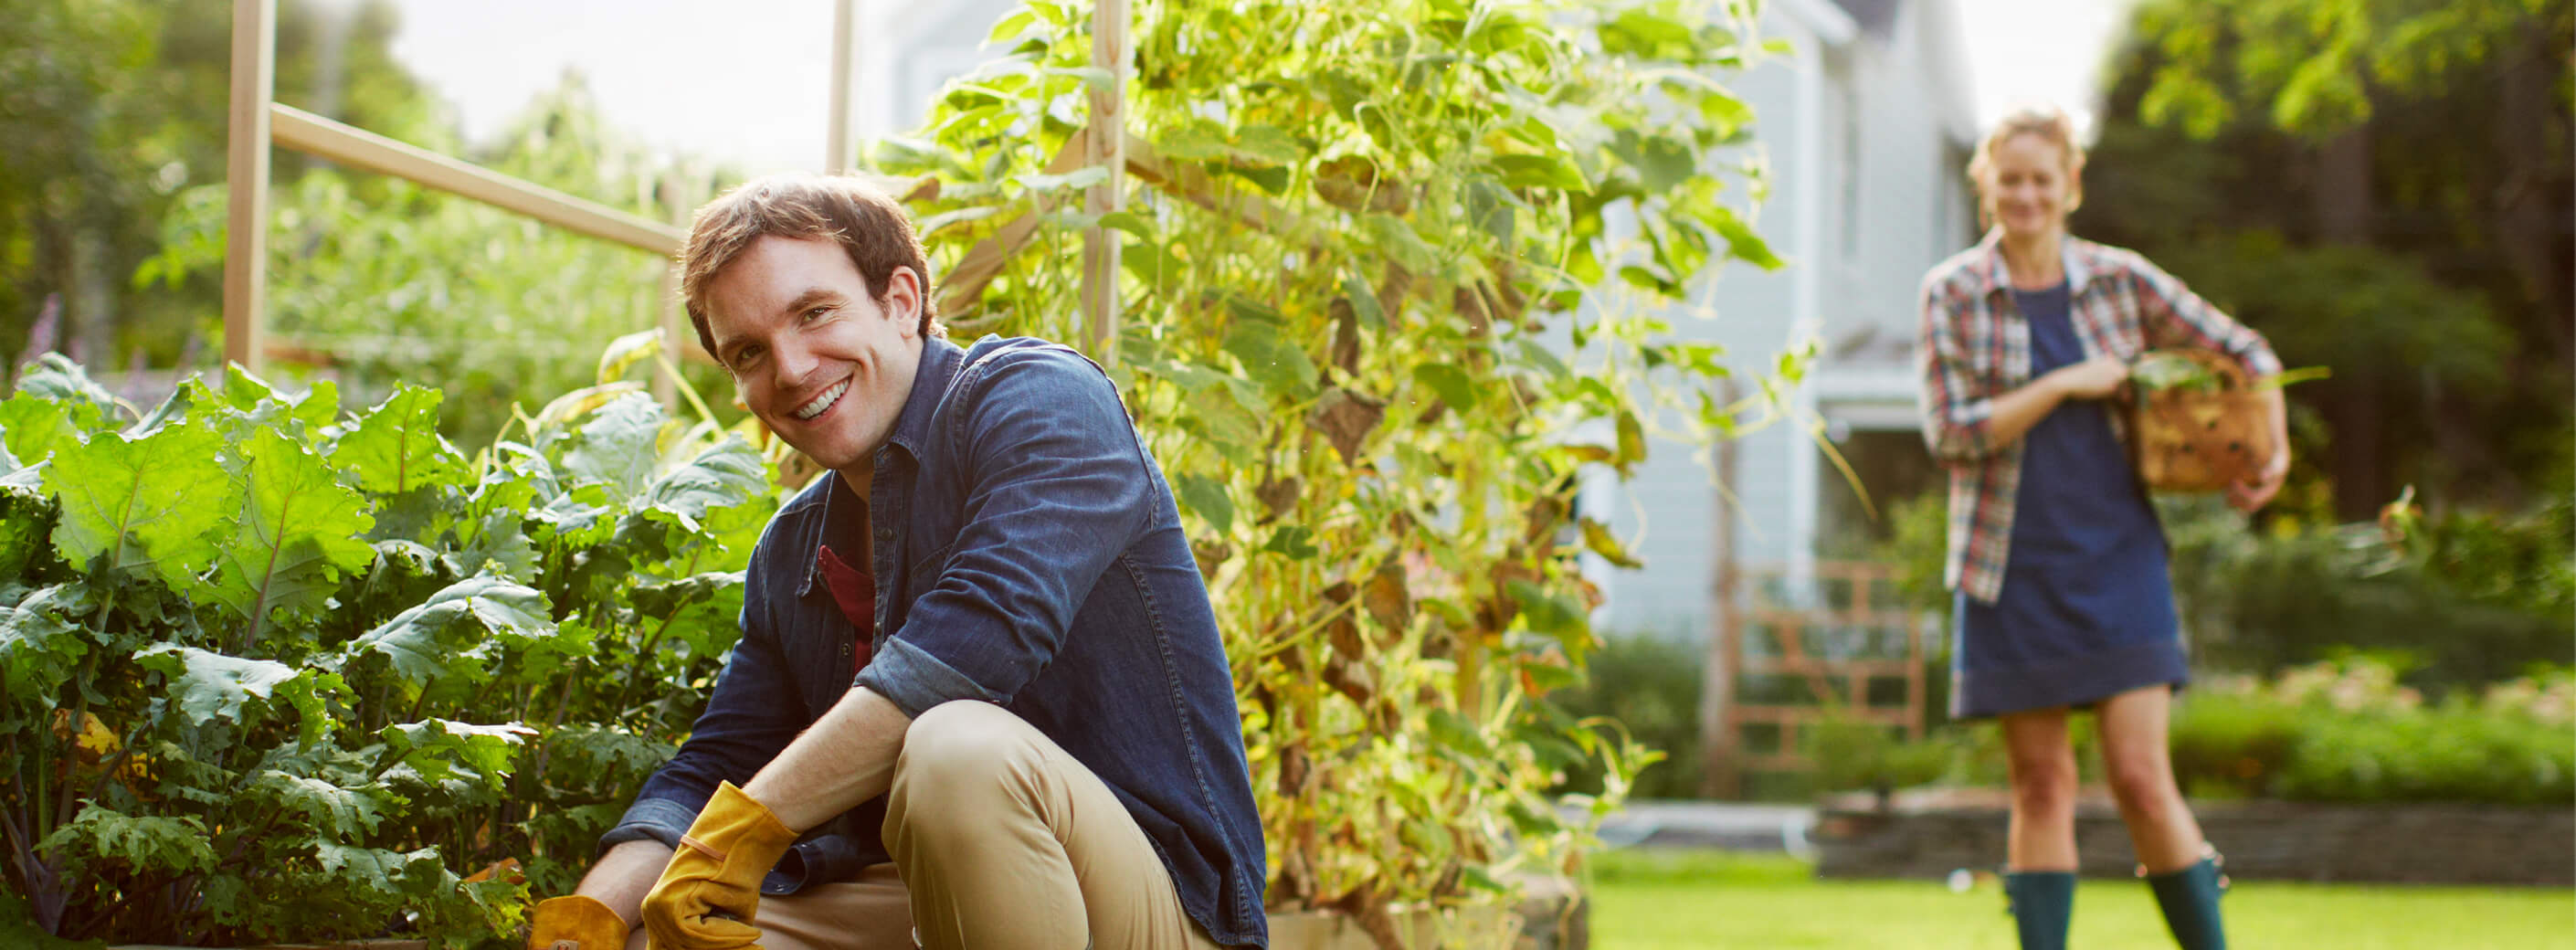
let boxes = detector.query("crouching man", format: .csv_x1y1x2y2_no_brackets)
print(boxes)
526,174,1267,950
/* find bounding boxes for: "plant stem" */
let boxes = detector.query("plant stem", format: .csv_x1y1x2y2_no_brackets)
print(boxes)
54,655,98,831
524,667,582,785
0,801,61,933
657,352,723,431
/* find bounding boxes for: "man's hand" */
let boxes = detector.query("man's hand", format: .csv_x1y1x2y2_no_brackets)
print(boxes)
528,894,628,950
641,782,800,950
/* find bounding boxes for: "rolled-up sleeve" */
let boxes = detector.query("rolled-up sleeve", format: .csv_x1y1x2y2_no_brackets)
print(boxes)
1918,277,1996,464
856,348,1152,718
2127,252,2283,379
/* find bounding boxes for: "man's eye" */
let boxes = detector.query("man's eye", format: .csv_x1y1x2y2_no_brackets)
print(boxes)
733,348,763,369
803,306,830,322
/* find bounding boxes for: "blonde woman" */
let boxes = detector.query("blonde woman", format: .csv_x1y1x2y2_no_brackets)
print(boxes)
1915,107,2287,950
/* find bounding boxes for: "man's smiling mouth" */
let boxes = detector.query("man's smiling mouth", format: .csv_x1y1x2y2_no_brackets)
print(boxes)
793,380,850,420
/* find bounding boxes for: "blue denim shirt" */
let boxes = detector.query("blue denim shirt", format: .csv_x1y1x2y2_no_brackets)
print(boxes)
603,335,1269,947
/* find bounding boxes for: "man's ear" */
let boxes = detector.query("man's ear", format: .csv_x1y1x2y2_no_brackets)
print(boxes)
884,267,924,337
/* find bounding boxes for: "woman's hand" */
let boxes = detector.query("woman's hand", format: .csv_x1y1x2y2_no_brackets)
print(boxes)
2229,386,2293,512
2230,449,2289,512
2047,356,2131,401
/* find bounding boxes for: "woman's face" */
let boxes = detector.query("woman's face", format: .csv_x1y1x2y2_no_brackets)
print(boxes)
1981,132,2075,238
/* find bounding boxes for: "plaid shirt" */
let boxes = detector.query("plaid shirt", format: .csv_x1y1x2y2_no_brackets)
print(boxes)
1916,231,2281,603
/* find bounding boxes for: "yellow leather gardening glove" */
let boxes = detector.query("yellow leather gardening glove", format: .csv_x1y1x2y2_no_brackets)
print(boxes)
527,894,629,950
642,782,801,950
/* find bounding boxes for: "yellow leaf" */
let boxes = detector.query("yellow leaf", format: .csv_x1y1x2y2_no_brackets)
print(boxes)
532,382,646,434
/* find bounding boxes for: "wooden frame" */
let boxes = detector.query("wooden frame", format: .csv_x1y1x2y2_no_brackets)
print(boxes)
269,106,683,256
225,2,1135,375
222,0,275,372
1706,559,1927,797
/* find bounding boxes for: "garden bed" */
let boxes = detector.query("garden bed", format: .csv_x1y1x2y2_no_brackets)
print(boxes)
1812,786,2574,886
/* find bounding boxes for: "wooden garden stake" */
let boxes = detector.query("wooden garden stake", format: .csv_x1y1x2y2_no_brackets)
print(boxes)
224,0,277,375
1082,0,1129,363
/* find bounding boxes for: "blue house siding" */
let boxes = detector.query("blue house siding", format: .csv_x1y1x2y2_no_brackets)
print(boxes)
1587,0,1973,644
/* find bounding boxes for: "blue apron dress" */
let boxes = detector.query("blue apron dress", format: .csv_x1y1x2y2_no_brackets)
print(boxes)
1950,281,2189,719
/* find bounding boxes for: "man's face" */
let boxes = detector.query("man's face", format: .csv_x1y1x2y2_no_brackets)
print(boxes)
703,236,924,475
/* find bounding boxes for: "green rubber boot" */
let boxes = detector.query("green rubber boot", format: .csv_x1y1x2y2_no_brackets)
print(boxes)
2003,870,2075,950
2144,850,2230,950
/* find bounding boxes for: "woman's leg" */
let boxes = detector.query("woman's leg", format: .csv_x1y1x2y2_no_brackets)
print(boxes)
2000,707,2080,871
1999,707,2080,950
2097,684,2228,950
2095,685,2201,871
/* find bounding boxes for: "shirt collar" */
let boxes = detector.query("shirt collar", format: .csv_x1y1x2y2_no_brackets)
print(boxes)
1970,228,2094,297
882,334,964,465
798,334,966,597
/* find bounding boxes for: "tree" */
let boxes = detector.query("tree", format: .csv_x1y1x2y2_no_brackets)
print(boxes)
2081,0,2574,516
2,0,446,377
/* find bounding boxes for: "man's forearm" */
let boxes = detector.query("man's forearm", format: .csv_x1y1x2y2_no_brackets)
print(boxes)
578,839,676,928
742,686,913,831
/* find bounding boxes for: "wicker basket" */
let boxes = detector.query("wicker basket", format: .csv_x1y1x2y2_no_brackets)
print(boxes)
2128,348,2273,493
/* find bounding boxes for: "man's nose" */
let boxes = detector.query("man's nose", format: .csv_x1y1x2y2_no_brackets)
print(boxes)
772,338,818,385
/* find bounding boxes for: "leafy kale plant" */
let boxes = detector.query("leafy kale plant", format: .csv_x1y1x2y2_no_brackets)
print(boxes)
0,334,776,946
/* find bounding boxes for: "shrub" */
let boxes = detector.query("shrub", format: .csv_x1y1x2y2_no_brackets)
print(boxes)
2161,494,2574,694
2170,660,2574,805
1548,633,1704,799
1803,710,1954,807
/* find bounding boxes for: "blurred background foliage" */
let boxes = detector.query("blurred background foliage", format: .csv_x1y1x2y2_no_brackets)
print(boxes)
4,0,734,448
1555,0,2576,806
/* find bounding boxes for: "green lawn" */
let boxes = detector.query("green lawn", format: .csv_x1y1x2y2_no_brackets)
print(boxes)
1588,850,2576,949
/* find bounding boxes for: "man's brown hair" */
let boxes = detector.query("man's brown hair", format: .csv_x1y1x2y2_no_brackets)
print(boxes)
680,174,943,363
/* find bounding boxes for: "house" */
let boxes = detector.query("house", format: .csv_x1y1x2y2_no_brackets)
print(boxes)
1579,0,1980,640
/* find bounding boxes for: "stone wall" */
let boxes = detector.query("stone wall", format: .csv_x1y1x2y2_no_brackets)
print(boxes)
1813,790,2574,886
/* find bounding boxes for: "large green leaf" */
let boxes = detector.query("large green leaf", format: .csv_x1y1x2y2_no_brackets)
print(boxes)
134,644,302,723
44,419,233,591
1506,578,1591,661
0,490,44,582
1172,474,1235,533
530,481,618,549
0,395,82,470
333,385,469,494
342,575,554,684
378,719,535,785
446,471,543,580
203,428,375,634
314,843,452,896
203,365,341,450
1413,363,1479,412
638,436,768,533
629,572,747,662
254,770,387,838
562,393,669,499
37,808,216,873
0,585,90,702
12,354,121,426
1221,320,1319,399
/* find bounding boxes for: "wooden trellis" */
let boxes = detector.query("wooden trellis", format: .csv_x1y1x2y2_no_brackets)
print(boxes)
222,0,1134,374
1705,559,1927,797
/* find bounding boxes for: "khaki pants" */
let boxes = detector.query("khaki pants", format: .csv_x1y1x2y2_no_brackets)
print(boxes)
628,701,1224,950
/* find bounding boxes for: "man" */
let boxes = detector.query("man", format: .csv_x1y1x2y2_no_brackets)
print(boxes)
526,174,1267,950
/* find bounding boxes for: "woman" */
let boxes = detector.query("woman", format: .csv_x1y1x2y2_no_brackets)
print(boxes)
1916,107,2287,950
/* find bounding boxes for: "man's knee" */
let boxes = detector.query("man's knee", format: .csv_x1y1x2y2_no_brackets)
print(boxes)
891,701,1045,810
